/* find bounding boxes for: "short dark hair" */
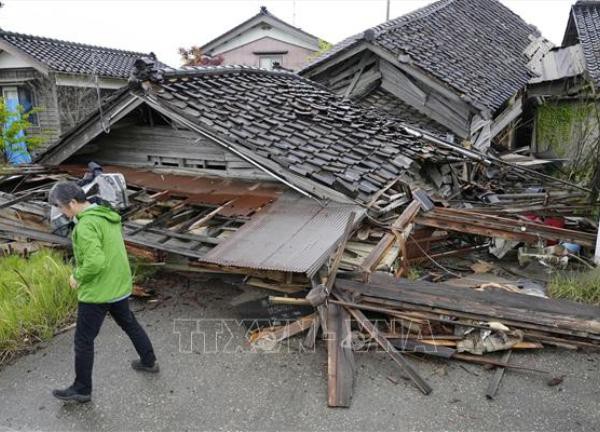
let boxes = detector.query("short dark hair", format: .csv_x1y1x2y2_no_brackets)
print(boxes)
48,181,87,206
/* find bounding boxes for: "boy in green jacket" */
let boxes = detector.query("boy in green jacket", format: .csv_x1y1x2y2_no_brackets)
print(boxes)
49,181,158,403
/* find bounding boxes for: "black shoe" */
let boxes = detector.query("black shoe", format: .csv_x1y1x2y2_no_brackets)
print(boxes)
131,359,160,373
52,386,91,403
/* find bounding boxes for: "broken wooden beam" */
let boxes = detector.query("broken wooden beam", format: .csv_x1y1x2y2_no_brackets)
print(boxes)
360,200,421,277
333,290,432,395
251,314,316,347
326,212,357,291
415,207,597,247
327,303,355,407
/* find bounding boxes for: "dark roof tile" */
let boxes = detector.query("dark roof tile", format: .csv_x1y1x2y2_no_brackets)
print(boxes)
123,65,480,203
565,1,600,86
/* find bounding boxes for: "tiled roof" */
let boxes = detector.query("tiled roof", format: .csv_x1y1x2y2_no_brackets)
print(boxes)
301,0,539,112
0,30,161,79
563,1,600,86
134,65,468,203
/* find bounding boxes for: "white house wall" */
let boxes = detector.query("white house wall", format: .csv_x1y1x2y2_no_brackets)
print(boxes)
0,50,32,68
211,24,318,55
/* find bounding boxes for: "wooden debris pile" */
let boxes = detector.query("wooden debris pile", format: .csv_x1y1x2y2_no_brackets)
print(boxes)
265,270,600,407
0,166,268,265
0,156,599,410
260,188,600,408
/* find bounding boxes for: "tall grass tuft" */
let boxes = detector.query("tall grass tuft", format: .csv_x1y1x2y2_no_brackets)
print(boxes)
548,267,600,306
0,249,76,365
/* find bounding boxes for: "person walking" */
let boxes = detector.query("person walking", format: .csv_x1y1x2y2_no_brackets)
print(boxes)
49,181,158,403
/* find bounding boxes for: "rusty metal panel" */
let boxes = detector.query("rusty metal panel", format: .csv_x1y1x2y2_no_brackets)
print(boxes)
202,191,364,275
61,164,282,217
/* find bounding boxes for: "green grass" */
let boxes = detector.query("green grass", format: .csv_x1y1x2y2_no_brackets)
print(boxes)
0,250,76,364
129,255,158,284
548,267,600,306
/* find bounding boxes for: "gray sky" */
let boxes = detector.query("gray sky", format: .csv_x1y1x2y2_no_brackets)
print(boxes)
0,0,574,67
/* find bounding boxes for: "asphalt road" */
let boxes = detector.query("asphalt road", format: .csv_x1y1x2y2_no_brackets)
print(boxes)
1,274,599,432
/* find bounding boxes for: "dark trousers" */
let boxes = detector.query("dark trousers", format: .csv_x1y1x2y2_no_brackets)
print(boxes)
72,297,156,395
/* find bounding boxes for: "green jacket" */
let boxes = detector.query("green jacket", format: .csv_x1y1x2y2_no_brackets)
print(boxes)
72,205,132,303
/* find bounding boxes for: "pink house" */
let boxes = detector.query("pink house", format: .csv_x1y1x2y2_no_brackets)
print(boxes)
200,6,323,71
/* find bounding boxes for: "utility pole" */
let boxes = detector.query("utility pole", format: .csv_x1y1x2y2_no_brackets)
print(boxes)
386,0,390,20
293,0,296,25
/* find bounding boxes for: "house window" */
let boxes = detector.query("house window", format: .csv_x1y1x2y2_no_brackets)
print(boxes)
1,85,38,125
258,55,284,70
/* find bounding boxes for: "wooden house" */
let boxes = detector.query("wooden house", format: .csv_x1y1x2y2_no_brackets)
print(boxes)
0,30,161,152
300,0,544,150
199,6,322,71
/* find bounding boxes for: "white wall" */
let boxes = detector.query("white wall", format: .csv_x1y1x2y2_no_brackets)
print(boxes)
0,50,32,69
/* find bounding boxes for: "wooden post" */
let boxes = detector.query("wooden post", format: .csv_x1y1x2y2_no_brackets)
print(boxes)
327,303,355,407
595,217,600,265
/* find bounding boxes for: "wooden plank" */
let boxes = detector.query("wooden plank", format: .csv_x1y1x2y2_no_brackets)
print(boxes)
327,303,355,407
490,97,523,138
595,216,600,265
252,314,316,344
334,290,432,395
328,57,376,87
336,277,600,338
417,207,597,247
326,212,357,291
379,59,427,102
302,43,369,79
380,78,469,138
303,314,320,350
0,220,71,247
343,52,373,99
184,200,235,232
486,350,512,400
361,200,421,275
349,69,382,99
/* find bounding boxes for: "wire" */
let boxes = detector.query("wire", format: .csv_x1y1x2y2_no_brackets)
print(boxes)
407,233,463,278
92,52,110,134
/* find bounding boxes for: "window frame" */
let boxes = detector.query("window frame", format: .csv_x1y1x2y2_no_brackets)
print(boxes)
258,54,284,70
1,84,39,126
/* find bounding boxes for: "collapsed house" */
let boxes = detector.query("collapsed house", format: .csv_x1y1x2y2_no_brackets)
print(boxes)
1,58,599,407
299,0,549,151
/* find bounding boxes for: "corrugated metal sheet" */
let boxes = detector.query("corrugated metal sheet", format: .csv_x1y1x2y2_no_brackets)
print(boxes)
201,192,364,275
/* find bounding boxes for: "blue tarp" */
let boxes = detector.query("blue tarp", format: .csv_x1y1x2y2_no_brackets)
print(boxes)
4,96,32,165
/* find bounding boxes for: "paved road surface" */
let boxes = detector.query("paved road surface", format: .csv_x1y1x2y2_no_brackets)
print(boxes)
1,274,598,431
